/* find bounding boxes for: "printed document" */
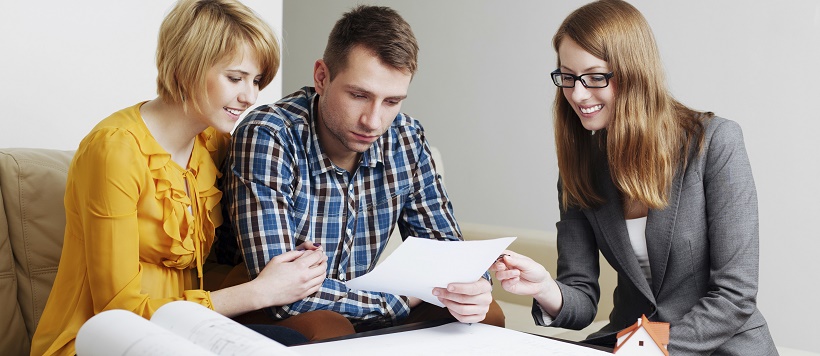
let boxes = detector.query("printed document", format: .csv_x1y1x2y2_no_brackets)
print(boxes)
345,236,516,307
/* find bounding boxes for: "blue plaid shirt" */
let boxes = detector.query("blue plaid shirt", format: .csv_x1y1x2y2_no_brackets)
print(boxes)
222,87,462,326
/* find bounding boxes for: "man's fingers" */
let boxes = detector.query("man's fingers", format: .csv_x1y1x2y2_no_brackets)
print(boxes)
437,298,489,324
433,287,493,305
445,279,492,296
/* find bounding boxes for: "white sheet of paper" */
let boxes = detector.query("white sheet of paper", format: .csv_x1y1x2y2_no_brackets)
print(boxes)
292,322,611,355
76,309,215,356
345,236,515,307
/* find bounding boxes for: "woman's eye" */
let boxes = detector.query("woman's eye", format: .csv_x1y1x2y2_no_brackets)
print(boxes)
228,77,241,83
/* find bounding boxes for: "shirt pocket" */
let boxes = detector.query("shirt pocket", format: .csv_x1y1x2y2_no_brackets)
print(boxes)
357,184,411,246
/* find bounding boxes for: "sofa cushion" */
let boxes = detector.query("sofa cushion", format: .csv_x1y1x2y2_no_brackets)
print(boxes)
0,148,73,354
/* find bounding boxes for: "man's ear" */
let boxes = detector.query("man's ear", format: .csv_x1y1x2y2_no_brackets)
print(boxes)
314,59,329,95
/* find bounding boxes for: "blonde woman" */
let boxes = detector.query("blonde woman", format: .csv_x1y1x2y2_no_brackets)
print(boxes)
493,1,776,354
31,1,328,354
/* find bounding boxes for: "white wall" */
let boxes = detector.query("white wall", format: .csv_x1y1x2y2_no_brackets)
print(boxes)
0,0,283,150
281,0,820,352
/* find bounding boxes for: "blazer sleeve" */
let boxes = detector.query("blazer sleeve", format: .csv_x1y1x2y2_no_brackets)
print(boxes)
540,180,602,330
669,119,761,354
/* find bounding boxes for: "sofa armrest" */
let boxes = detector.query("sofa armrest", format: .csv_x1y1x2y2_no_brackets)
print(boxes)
0,148,74,354
0,170,28,356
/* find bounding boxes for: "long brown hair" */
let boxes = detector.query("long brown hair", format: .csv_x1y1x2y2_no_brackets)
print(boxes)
553,0,709,210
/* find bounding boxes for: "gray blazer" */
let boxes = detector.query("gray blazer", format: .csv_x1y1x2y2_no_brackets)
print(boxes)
544,117,776,355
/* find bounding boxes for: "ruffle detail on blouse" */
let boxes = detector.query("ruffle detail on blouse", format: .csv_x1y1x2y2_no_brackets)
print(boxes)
195,127,226,233
130,120,224,284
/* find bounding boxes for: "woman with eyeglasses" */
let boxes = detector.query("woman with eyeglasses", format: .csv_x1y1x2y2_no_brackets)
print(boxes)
492,0,775,354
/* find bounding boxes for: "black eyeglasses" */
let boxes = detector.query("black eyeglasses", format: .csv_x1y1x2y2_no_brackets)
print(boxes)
551,69,614,88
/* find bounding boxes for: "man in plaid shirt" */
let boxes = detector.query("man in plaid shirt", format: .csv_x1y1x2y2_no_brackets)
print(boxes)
219,5,504,340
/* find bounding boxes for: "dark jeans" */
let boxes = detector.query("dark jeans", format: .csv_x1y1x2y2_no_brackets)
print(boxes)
245,324,309,346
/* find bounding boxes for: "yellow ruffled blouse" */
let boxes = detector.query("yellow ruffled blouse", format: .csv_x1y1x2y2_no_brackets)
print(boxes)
31,103,229,356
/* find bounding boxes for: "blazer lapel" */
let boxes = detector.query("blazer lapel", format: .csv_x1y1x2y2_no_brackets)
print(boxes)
592,164,654,303
646,152,688,296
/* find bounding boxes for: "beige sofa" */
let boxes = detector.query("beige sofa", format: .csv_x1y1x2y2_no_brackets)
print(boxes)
0,148,73,355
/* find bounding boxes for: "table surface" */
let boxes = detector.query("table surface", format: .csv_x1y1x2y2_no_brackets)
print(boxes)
297,319,612,352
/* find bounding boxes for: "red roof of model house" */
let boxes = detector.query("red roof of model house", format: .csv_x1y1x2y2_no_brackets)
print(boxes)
613,314,670,355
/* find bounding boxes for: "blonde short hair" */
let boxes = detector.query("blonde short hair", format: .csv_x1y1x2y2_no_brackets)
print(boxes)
156,0,280,114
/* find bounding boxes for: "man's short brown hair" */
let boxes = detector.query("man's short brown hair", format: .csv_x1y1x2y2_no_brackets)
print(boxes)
323,5,418,79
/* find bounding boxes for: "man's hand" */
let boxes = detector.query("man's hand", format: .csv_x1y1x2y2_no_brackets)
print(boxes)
432,278,493,324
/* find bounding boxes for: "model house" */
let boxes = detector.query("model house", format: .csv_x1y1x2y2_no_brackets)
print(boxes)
614,315,669,355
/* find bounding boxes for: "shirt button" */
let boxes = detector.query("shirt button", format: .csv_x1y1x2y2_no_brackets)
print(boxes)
346,229,352,236
339,274,346,281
